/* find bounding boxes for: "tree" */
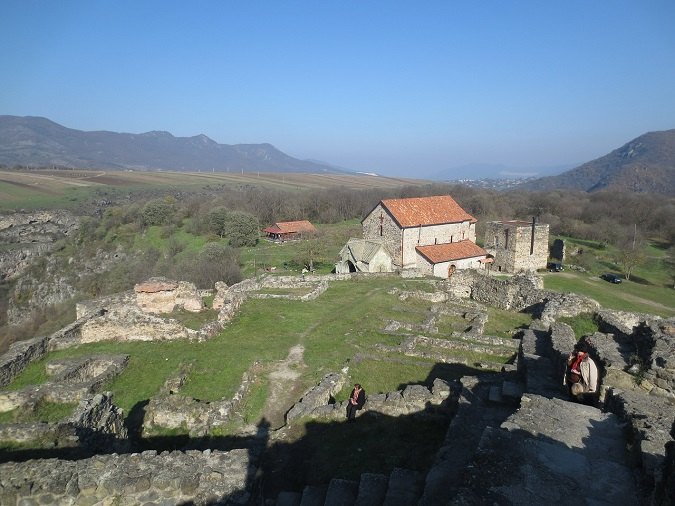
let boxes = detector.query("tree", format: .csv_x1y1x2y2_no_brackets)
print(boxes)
294,230,327,272
208,207,230,238
616,238,647,281
226,211,259,247
141,199,175,226
663,246,675,289
183,242,242,288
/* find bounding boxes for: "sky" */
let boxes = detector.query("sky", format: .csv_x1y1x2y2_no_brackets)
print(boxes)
2,1,675,179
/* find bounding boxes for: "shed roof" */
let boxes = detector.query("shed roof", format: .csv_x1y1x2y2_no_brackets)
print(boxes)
342,238,390,263
416,240,487,264
264,220,316,234
379,195,476,228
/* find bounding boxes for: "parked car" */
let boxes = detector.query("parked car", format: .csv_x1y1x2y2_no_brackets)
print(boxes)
601,273,623,284
547,262,564,272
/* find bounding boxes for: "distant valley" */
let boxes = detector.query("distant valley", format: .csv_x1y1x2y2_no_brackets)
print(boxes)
1,116,673,195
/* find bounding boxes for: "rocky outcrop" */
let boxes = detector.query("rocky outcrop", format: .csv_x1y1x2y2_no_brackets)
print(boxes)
6,268,77,326
0,210,79,281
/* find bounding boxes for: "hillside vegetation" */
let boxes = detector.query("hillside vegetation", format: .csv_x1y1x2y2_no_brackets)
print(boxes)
524,128,675,195
1,175,673,349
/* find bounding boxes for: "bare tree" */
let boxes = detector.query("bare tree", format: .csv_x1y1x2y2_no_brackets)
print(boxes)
616,235,647,281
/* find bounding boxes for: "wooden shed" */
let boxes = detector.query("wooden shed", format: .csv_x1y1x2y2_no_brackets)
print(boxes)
263,220,317,241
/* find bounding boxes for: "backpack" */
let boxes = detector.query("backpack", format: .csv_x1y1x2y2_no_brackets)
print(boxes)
567,353,584,384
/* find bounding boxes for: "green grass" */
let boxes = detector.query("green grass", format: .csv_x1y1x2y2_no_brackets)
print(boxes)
554,236,673,288
543,271,675,317
484,308,533,338
557,314,599,339
0,401,78,424
254,287,314,296
160,307,219,330
3,277,476,418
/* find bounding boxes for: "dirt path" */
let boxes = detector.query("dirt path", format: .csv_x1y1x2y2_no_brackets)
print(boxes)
262,344,308,429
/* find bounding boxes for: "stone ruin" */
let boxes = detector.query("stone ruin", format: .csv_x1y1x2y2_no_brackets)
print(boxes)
134,278,204,314
0,270,673,504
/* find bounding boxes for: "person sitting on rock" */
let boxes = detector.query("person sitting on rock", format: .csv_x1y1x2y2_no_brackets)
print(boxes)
564,339,598,403
346,383,366,422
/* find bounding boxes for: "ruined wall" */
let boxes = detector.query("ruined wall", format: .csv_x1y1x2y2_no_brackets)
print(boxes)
144,370,256,436
134,278,204,314
0,448,253,505
0,309,104,387
449,271,543,311
287,375,457,422
484,221,549,273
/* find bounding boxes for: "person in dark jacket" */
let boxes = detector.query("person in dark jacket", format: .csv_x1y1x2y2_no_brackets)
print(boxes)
346,383,366,422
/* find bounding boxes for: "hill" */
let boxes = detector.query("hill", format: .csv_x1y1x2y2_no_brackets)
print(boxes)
0,115,348,174
522,129,675,195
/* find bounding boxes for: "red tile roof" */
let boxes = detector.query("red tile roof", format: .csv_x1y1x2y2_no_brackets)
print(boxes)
264,220,316,234
416,240,487,264
380,195,476,228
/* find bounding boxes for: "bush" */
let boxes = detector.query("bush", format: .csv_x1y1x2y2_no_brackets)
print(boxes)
226,211,259,247
180,242,242,288
141,199,175,226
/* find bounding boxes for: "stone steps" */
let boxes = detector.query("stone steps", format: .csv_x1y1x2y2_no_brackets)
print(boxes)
275,467,425,506
451,394,640,505
419,375,517,505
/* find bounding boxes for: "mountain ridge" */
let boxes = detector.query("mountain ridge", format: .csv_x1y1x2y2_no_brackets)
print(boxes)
0,115,349,174
522,129,675,195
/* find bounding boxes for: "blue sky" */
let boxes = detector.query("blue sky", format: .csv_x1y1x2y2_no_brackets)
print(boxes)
2,1,675,178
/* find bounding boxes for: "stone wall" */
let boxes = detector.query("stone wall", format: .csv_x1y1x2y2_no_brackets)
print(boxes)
450,271,543,311
286,373,457,422
483,221,549,273
134,278,204,314
0,354,128,412
0,308,104,388
144,370,256,436
0,392,128,452
448,270,599,323
0,448,254,505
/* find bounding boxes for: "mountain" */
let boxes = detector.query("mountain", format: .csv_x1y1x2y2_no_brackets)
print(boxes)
522,129,675,195
0,116,350,174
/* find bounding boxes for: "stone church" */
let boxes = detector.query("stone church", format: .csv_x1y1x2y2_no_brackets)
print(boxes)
337,195,490,277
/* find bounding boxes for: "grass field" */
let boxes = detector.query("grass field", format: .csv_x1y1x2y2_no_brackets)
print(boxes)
0,169,428,211
544,236,674,317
